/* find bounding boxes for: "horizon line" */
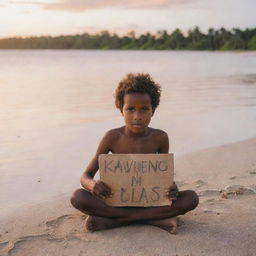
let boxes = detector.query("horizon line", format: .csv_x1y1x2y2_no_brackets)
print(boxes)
1,26,256,40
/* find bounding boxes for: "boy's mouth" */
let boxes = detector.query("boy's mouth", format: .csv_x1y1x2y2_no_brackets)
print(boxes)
132,123,144,126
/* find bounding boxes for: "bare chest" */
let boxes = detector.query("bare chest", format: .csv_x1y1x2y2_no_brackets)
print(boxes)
111,136,159,154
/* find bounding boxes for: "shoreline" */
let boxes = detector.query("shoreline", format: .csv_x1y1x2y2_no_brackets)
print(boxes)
1,137,256,255
0,49,256,53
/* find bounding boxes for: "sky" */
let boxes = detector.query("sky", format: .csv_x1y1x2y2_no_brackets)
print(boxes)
0,0,255,38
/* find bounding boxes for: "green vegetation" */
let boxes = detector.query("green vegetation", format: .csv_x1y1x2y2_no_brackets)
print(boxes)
0,27,255,50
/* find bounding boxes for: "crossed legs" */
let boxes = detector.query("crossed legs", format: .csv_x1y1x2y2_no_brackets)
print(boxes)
70,188,199,234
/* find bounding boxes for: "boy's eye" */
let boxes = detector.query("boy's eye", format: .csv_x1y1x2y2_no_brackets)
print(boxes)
141,107,149,112
126,107,135,111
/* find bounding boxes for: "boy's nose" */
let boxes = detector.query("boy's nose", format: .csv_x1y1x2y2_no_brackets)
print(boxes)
134,112,142,120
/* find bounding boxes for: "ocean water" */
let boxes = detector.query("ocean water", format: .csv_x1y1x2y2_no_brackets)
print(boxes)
1,50,256,215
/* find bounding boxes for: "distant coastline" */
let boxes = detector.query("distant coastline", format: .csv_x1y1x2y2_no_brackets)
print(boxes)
0,27,255,50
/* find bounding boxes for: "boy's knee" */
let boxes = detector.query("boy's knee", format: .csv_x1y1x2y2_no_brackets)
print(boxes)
179,190,199,214
187,190,199,210
70,188,88,209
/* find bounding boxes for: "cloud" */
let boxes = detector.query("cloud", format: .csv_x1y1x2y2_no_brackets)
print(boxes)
78,24,147,35
9,0,203,12
8,0,46,4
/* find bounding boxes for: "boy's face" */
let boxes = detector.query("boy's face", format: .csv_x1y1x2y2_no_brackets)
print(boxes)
122,93,153,134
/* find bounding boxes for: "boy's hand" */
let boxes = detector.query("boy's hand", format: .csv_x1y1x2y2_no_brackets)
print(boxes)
166,182,179,202
91,180,112,200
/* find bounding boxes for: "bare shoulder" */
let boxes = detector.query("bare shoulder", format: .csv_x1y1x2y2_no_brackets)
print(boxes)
149,128,169,140
94,128,120,154
106,127,122,138
101,127,122,144
149,128,169,153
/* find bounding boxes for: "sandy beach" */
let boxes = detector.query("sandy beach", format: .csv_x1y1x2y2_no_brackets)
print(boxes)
1,137,256,256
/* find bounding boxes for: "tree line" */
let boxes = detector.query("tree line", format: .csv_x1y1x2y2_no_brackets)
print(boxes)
0,27,255,50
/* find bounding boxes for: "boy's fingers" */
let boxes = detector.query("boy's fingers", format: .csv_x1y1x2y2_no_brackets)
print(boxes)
166,191,179,199
167,195,177,200
101,182,111,192
102,192,113,199
166,190,178,194
101,189,109,197
97,190,107,199
96,180,109,189
102,187,112,197
95,186,107,197
97,183,108,191
94,180,112,198
93,192,104,199
102,186,111,195
165,196,177,201
105,187,112,195
167,185,178,193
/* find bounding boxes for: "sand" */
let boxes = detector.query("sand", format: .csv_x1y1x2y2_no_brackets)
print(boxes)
1,138,256,256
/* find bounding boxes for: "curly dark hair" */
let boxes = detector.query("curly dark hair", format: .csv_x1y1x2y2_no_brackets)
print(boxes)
115,73,161,114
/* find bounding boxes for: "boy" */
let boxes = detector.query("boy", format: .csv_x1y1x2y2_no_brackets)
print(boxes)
71,73,199,234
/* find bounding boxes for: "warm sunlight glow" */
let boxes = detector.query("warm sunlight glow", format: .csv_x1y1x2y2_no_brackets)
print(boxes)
0,0,255,38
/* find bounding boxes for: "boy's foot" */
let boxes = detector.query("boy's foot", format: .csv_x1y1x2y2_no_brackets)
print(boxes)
84,215,124,232
84,215,178,234
146,217,178,234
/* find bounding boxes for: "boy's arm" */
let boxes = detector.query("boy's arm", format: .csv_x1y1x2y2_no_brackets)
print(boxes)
158,130,169,153
158,131,179,201
80,131,114,196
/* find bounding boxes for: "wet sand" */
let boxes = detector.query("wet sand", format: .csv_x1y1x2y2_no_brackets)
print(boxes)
1,138,256,256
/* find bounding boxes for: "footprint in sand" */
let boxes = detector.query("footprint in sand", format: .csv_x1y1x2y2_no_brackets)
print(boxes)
222,185,256,196
198,189,220,197
0,234,56,256
0,241,8,254
45,214,98,240
193,179,207,188
0,215,97,256
249,184,256,190
175,181,187,187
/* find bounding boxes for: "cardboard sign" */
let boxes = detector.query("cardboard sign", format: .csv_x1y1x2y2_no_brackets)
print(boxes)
99,154,174,207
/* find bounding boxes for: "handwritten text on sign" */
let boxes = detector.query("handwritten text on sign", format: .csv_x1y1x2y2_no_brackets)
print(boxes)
99,154,174,207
